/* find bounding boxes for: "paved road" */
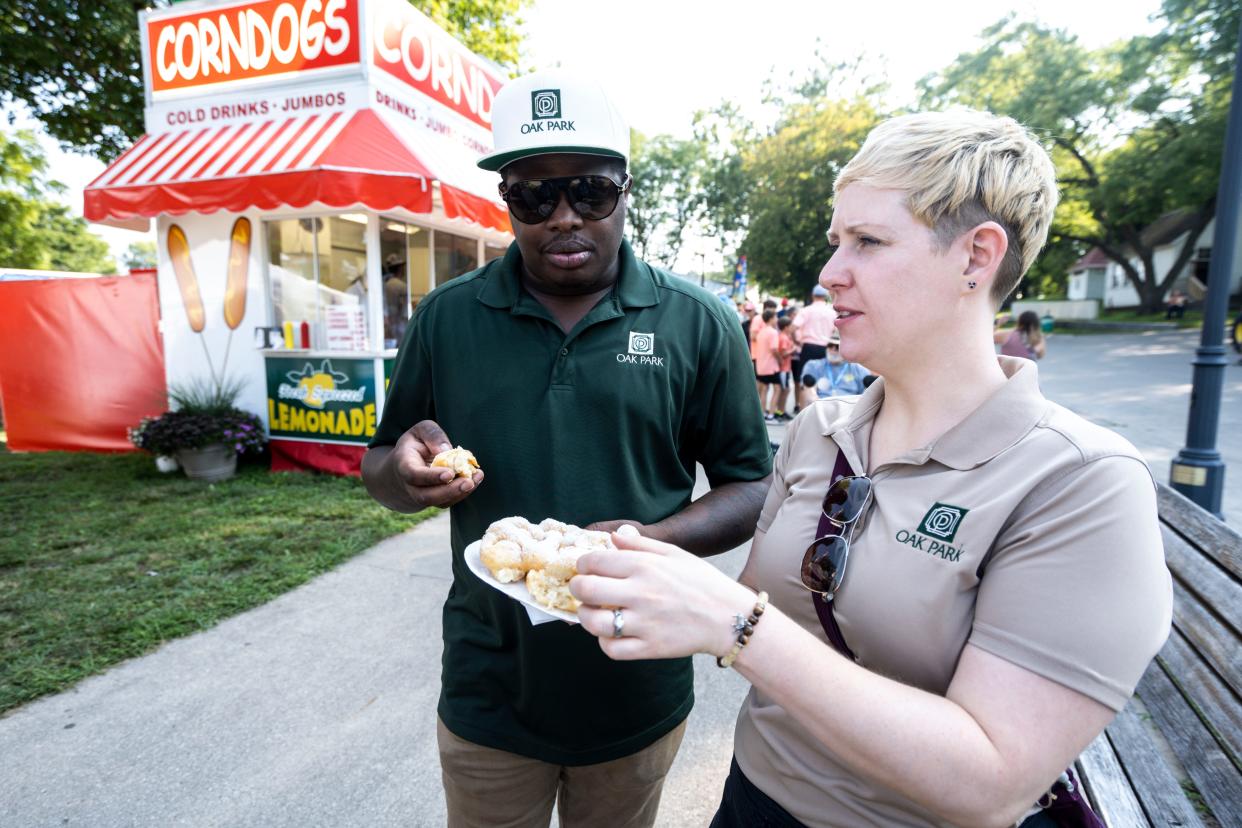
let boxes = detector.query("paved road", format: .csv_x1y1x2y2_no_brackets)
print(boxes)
1037,329,1241,526
2,329,1237,827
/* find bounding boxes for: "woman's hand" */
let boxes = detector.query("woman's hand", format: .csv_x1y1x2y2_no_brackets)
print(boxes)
570,532,757,661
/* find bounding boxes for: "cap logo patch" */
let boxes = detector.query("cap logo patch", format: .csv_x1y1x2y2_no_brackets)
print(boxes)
531,89,561,120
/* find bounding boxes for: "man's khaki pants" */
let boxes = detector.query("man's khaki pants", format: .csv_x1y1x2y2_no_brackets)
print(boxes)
437,717,688,828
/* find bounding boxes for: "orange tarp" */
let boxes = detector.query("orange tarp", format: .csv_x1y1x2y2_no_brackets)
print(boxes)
0,273,166,452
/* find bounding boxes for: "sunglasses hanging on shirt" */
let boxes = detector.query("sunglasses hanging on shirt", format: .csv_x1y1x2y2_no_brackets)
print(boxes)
800,474,873,599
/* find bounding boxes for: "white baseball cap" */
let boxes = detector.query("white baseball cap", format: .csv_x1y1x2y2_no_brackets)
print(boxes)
477,70,629,172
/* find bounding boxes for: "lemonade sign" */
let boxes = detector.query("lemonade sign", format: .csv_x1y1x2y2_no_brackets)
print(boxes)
266,357,377,444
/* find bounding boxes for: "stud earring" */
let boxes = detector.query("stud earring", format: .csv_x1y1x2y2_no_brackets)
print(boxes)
967,281,977,290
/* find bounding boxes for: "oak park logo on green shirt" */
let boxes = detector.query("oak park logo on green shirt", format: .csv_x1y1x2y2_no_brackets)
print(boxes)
895,502,970,562
616,331,665,366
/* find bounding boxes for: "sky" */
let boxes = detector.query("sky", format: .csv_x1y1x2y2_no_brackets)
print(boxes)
10,0,1164,270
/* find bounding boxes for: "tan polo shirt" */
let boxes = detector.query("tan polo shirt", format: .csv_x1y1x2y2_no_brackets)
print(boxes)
735,357,1172,828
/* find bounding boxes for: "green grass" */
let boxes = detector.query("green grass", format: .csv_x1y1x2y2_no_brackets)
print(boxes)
0,441,434,715
1098,307,1204,328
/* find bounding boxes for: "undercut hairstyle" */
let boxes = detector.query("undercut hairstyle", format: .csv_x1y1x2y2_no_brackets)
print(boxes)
834,110,1058,305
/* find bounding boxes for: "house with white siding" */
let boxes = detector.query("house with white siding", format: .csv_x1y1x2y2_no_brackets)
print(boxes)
1067,212,1229,309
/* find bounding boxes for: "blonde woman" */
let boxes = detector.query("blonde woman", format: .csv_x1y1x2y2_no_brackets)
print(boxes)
571,111,1171,828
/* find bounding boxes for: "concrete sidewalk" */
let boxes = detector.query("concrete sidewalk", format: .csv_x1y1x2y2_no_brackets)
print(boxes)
0,510,752,827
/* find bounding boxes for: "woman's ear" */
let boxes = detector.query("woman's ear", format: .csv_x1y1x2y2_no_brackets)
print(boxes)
962,221,1009,293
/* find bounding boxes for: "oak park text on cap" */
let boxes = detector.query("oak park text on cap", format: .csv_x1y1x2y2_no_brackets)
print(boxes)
477,71,629,171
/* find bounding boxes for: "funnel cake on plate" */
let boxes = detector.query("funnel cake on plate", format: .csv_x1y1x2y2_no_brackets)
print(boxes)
479,517,620,613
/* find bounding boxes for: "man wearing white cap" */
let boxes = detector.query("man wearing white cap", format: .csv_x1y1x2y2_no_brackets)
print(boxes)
363,70,773,827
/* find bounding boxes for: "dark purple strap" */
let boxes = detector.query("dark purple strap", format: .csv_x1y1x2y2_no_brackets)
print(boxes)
811,449,858,661
1034,767,1106,827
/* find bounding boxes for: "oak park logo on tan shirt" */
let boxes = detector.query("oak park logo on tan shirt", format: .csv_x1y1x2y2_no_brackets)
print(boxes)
895,502,969,562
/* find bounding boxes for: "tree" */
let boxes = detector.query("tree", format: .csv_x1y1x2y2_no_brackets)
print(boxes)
35,204,117,273
0,131,48,269
0,1,531,162
123,240,157,270
692,58,885,298
0,130,116,272
919,7,1235,312
627,132,707,269
693,102,759,272
741,95,880,298
417,0,530,71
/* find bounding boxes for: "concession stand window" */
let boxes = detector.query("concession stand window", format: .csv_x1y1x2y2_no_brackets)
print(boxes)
83,0,514,475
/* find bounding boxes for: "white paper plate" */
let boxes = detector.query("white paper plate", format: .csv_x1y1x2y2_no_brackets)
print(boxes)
464,540,579,626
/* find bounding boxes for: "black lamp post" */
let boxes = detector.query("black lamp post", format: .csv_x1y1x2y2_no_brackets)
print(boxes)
1169,17,1242,519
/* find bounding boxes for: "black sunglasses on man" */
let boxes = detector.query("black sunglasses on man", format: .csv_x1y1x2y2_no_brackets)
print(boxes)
499,174,632,225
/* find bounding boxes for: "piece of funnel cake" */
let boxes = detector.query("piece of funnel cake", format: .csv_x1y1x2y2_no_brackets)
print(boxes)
431,446,480,479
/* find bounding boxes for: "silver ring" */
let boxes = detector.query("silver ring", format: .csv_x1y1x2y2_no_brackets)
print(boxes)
612,608,625,639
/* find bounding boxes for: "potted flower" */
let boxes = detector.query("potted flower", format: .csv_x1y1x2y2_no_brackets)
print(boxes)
129,378,267,482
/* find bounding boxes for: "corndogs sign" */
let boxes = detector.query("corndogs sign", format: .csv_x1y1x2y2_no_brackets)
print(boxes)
369,0,503,129
145,0,362,97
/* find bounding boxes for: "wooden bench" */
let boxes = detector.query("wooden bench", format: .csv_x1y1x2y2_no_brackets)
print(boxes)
1075,484,1242,827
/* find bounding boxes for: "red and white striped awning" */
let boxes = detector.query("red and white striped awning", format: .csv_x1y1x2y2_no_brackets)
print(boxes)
84,108,510,233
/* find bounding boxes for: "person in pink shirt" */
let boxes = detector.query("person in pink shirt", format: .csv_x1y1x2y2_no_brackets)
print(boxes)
776,316,797,419
794,285,837,410
755,310,782,420
751,299,778,401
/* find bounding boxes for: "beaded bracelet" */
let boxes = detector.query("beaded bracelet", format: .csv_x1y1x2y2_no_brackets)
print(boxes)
717,591,769,669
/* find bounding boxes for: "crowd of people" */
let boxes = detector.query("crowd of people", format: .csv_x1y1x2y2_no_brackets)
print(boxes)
737,286,874,420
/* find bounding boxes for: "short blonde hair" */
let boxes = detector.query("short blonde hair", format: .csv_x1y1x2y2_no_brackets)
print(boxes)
834,110,1058,304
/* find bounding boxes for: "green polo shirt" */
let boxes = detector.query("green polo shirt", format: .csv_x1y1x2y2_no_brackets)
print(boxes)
371,239,771,765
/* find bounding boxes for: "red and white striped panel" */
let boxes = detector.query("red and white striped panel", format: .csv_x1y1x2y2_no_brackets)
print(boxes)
90,111,353,189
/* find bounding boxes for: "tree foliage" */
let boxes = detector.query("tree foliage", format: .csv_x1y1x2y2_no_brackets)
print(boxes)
694,61,882,298
418,0,530,71
627,131,707,269
0,131,116,272
0,0,530,162
693,102,759,268
739,95,879,298
919,4,1235,311
123,240,158,270
683,6,1234,310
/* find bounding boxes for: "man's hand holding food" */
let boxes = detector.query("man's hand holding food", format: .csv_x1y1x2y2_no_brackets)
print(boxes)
362,420,483,512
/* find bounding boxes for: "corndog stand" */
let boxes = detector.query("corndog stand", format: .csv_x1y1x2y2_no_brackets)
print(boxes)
85,0,513,474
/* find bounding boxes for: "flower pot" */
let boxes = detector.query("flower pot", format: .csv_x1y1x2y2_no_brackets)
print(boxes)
176,444,238,483
155,455,179,473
